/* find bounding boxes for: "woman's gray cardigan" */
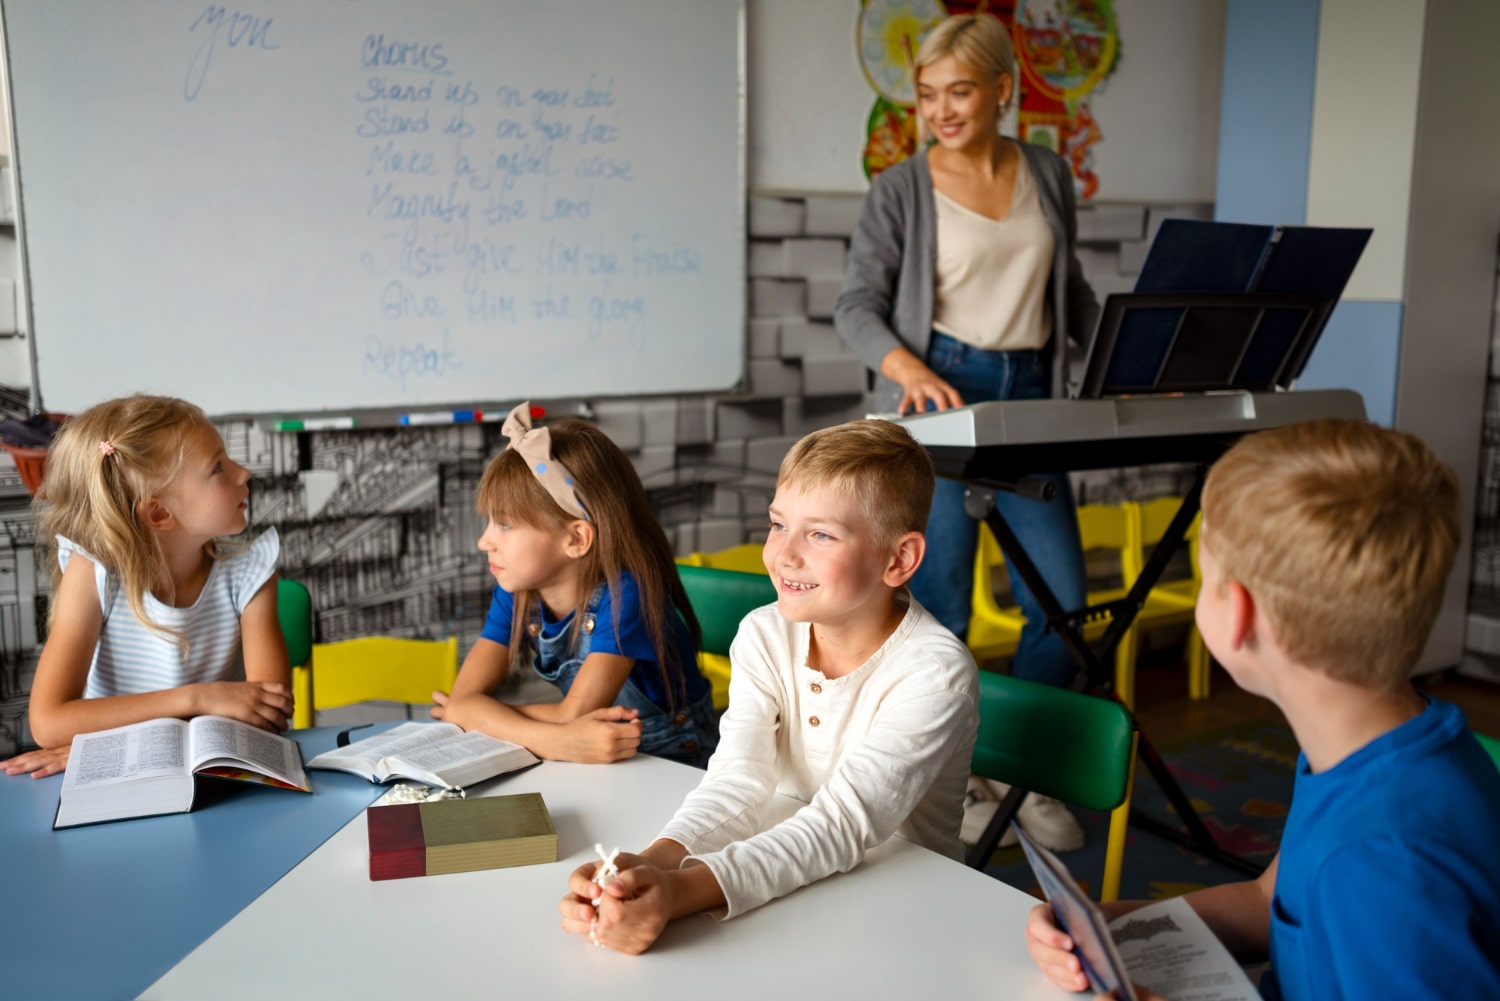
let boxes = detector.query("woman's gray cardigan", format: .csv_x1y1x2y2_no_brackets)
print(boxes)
834,143,1101,412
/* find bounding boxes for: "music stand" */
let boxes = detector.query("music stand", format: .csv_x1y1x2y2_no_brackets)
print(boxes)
962,222,1371,874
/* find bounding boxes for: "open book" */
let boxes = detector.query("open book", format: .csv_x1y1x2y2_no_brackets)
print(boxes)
54,716,310,830
1016,824,1262,1001
305,722,539,790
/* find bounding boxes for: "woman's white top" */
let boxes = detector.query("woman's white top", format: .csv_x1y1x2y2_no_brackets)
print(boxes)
59,529,281,699
931,151,1056,352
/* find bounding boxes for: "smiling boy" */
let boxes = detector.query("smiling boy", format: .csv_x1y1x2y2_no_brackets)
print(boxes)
559,419,979,954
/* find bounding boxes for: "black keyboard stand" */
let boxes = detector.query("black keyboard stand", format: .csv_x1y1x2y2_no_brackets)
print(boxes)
963,467,1265,878
946,271,1375,873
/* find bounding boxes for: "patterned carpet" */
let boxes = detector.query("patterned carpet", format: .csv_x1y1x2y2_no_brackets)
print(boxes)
976,720,1299,901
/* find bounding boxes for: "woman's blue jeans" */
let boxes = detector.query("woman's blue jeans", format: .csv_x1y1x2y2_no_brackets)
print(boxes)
909,332,1087,688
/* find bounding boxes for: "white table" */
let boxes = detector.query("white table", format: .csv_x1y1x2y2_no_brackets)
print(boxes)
143,754,1069,999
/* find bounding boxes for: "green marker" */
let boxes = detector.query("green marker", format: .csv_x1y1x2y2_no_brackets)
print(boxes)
274,417,356,431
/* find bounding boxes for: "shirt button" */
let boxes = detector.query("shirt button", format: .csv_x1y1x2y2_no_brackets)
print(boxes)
808,716,820,727
809,683,822,694
672,713,687,725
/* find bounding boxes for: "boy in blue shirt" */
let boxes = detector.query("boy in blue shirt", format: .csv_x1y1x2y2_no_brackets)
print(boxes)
1026,419,1500,1000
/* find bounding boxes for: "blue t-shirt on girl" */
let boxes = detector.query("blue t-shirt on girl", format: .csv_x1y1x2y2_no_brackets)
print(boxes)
480,571,717,767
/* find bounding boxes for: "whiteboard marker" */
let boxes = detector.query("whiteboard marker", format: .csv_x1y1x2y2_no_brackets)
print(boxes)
274,417,355,431
400,410,479,426
480,405,545,422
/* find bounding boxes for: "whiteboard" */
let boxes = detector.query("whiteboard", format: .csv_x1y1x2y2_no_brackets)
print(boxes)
2,0,745,416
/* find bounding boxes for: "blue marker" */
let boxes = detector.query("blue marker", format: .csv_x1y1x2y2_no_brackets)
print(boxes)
400,410,479,426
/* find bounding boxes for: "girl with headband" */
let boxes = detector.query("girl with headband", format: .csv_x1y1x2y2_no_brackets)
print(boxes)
431,403,717,767
3,395,291,779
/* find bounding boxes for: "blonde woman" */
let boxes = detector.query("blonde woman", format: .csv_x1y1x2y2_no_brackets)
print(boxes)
836,14,1100,850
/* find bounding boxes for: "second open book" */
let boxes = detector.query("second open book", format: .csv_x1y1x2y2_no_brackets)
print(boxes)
1015,824,1263,1001
306,722,539,790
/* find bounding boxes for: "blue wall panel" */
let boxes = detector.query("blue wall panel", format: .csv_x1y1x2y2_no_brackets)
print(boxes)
1295,299,1402,427
1215,0,1321,226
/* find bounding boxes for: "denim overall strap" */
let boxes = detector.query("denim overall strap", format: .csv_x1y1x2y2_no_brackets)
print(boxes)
528,582,718,768
526,583,607,688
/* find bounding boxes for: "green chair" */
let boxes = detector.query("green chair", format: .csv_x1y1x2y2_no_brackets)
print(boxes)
1477,731,1500,773
969,670,1137,902
276,579,316,728
677,564,778,712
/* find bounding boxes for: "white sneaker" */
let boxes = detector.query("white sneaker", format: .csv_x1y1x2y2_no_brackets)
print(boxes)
964,776,1023,848
1015,790,1086,853
987,780,1021,848
960,775,999,844
965,779,1086,853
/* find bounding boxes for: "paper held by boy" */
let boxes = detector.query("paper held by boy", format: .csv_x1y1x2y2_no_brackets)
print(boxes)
1017,824,1262,1001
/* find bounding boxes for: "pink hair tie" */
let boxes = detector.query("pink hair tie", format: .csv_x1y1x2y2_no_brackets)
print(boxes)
98,440,116,457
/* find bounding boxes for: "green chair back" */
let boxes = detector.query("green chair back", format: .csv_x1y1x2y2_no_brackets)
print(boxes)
277,579,313,669
677,564,778,657
278,579,317,728
1476,731,1500,774
972,671,1134,813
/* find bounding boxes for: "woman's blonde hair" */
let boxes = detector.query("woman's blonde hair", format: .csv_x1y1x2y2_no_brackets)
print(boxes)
477,418,701,710
36,395,222,641
912,14,1016,144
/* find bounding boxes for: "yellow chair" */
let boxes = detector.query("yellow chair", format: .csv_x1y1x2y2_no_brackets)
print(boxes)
966,522,1023,661
1122,497,1211,705
296,636,460,727
680,541,766,575
968,505,1140,698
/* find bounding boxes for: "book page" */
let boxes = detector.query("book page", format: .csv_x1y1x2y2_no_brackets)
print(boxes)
384,727,539,788
306,722,537,788
64,719,188,788
391,729,522,772
305,722,464,780
1108,898,1262,1001
187,716,308,789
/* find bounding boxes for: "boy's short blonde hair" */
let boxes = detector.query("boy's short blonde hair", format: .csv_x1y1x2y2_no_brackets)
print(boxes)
777,419,934,549
1201,419,1459,692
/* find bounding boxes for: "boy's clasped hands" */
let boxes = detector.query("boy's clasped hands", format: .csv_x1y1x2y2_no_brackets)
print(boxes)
559,840,703,955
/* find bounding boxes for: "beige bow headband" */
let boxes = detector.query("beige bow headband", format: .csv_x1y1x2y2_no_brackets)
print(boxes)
501,402,589,520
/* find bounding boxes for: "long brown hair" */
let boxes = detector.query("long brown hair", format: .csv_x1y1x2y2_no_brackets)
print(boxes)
477,417,702,709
